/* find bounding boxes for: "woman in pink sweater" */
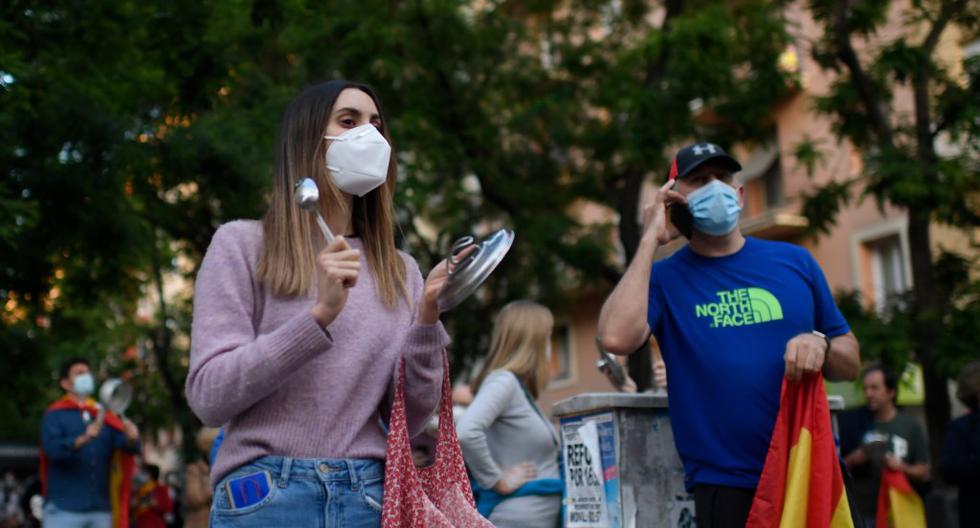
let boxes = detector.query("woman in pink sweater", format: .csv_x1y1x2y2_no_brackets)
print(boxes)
185,80,454,527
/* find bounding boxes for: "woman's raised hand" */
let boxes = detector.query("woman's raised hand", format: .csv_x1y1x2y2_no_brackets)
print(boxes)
417,244,477,325
311,236,361,327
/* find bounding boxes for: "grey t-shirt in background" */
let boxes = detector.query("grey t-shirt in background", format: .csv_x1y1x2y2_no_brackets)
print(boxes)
850,412,929,518
457,370,561,528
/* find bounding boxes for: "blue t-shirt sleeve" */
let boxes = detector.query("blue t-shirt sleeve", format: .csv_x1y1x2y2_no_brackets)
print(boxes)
806,253,850,337
647,266,664,335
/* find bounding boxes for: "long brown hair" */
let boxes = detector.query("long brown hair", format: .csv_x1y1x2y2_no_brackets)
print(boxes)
471,301,554,399
257,80,408,307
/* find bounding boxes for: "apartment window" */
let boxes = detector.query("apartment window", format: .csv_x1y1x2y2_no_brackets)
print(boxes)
762,153,784,208
738,139,783,212
549,323,573,385
867,235,909,313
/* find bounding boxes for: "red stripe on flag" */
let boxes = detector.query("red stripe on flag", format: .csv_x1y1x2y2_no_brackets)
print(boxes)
746,373,854,527
876,468,926,528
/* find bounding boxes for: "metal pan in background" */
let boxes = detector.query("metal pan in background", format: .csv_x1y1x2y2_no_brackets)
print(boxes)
98,378,132,416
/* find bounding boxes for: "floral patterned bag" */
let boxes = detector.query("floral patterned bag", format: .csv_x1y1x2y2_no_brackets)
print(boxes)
381,352,494,527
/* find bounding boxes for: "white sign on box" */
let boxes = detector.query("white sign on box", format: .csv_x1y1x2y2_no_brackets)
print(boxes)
560,411,621,527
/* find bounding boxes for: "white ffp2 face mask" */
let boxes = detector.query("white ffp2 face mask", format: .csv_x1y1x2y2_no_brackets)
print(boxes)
324,124,391,197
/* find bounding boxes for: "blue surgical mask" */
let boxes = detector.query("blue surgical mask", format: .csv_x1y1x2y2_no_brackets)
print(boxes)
686,179,742,236
72,373,95,397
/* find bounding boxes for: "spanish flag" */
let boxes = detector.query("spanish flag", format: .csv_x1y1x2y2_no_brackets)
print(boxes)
746,373,854,527
40,396,136,528
875,468,926,528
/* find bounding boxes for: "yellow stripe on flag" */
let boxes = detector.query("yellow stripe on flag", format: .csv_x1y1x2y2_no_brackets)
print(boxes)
747,375,856,528
109,449,129,527
830,486,854,528
888,488,926,528
109,451,122,528
779,428,812,527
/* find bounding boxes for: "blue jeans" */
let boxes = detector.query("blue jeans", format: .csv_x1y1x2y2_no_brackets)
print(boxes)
42,503,111,528
209,456,384,528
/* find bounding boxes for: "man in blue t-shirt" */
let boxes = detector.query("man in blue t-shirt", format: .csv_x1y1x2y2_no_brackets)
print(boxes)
598,142,861,528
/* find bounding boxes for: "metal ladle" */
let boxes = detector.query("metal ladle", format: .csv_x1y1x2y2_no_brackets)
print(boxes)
294,178,335,244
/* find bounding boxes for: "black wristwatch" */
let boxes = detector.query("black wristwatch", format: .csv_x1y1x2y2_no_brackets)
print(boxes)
811,330,831,353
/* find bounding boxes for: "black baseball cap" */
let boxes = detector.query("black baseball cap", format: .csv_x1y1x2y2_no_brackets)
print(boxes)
668,142,742,182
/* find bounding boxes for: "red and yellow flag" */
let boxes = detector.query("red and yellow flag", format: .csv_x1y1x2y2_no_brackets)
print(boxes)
875,468,926,528
40,396,136,528
746,373,854,528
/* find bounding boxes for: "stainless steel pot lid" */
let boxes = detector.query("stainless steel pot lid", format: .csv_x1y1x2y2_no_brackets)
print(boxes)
98,378,132,415
438,229,515,311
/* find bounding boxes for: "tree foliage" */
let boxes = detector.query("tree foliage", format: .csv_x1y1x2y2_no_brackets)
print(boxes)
803,0,980,467
1,0,793,441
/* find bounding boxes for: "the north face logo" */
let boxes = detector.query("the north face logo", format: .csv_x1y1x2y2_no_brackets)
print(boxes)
694,287,784,328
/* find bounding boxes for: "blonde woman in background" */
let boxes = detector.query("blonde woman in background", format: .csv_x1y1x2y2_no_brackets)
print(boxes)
457,300,562,528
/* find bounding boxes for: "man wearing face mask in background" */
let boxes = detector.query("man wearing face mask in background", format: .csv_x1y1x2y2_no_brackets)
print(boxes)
598,142,861,528
40,357,140,528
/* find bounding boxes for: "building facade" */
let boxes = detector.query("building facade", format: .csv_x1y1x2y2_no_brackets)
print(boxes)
537,2,978,415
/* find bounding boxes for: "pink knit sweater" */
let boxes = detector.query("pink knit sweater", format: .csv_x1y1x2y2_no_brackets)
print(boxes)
185,221,448,485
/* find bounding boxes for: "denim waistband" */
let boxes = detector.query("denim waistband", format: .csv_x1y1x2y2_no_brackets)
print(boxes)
232,456,384,489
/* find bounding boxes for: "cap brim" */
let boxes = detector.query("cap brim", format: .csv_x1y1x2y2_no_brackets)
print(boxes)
677,155,742,179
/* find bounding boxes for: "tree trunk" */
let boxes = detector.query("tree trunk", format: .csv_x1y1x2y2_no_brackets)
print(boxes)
150,231,198,460
909,53,953,470
628,341,654,392
906,209,950,469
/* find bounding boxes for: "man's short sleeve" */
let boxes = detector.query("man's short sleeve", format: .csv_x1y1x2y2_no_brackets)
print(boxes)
806,253,850,337
908,419,930,464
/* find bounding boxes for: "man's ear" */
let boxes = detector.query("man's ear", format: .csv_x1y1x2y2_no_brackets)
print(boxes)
59,377,72,393
737,184,745,208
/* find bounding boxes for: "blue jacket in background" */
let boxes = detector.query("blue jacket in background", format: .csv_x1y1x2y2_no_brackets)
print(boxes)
41,407,140,512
